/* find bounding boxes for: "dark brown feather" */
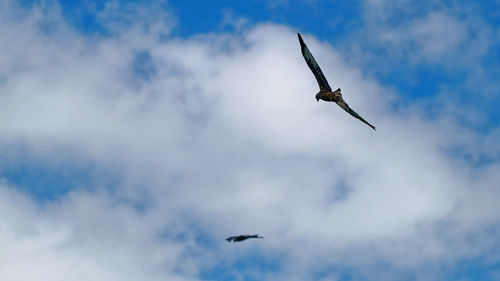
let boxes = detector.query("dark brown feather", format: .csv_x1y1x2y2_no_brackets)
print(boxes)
298,33,332,92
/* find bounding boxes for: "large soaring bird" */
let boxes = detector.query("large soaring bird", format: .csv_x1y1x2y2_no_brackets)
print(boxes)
297,33,376,130
226,234,263,242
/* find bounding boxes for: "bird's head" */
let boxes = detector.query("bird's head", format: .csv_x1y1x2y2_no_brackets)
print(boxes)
315,92,320,102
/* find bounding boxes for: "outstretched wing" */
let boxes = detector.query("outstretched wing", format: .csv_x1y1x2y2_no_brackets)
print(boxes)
298,33,332,92
336,100,376,130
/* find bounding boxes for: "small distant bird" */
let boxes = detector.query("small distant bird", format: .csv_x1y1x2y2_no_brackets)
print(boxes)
226,234,263,242
297,33,376,130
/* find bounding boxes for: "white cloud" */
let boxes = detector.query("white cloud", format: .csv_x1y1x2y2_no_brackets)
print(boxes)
333,0,500,133
379,12,467,60
0,185,199,281
0,1,499,280
341,0,494,69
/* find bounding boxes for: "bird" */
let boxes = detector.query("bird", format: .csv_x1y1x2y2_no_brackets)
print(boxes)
226,234,263,242
297,33,376,130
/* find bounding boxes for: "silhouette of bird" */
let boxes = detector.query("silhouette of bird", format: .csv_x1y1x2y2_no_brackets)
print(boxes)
226,234,263,242
297,33,376,130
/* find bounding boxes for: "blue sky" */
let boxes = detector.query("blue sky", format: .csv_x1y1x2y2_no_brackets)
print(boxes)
1,0,499,280
51,0,500,130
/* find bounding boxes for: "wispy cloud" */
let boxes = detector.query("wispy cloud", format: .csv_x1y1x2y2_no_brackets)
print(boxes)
334,0,500,132
344,0,495,67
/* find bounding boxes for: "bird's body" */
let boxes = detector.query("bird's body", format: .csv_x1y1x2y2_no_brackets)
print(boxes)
316,88,342,103
226,234,263,242
297,33,376,130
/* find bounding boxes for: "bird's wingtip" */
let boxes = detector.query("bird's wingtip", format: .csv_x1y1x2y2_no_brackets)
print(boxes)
297,33,303,42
